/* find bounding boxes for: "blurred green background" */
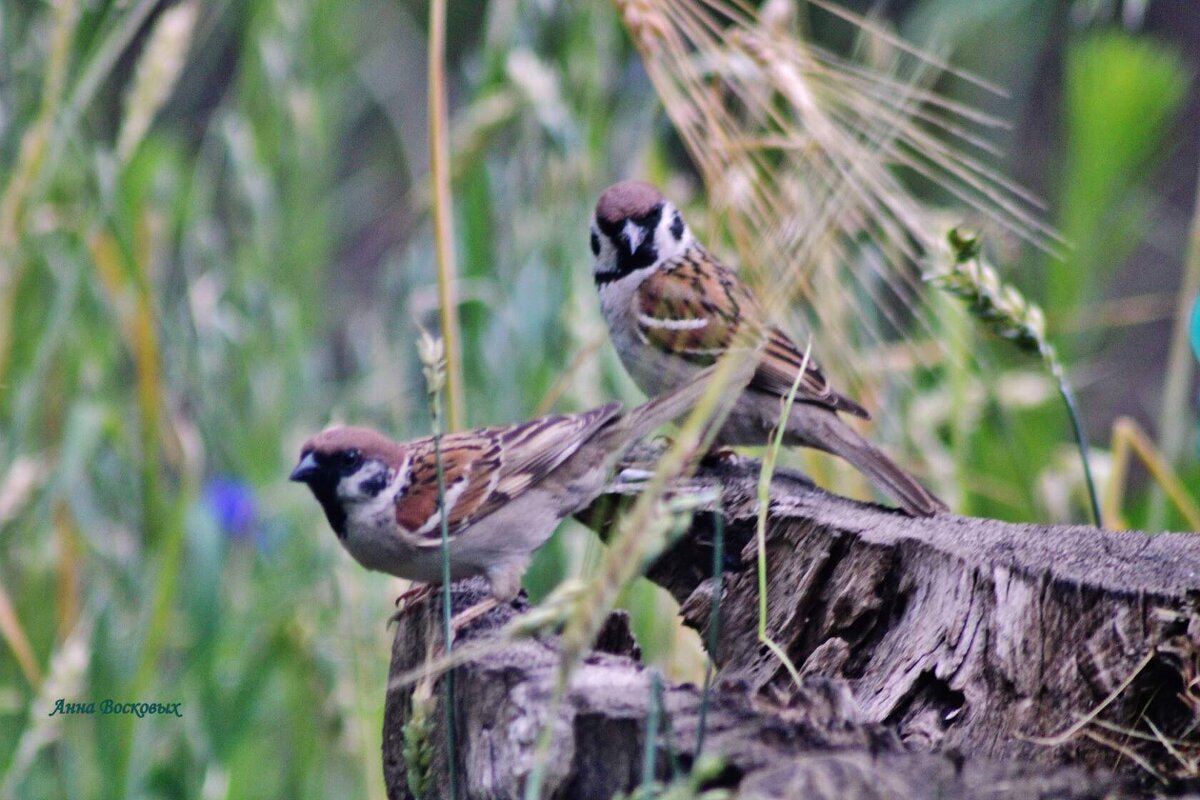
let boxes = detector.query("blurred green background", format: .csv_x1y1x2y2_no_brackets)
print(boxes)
1,0,1197,797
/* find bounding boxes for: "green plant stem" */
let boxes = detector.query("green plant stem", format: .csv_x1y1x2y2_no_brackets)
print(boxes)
659,686,680,782
61,0,161,138
432,428,459,800
937,229,1101,526
640,670,663,798
427,0,466,432
116,484,190,800
525,346,758,800
754,340,811,688
945,296,971,513
1,0,162,384
1059,383,1102,528
0,0,79,385
1047,353,1102,528
0,580,41,690
1148,155,1200,529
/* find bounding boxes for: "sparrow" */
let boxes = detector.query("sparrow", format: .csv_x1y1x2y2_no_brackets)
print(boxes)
288,369,712,610
589,179,946,517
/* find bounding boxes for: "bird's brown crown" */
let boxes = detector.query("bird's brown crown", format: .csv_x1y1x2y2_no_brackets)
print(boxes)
595,180,664,225
301,425,404,463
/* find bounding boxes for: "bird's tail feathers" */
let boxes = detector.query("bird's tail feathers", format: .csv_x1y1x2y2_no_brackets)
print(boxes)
619,367,718,443
815,418,947,517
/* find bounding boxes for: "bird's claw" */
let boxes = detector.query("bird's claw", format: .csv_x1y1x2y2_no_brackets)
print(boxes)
388,583,436,626
700,447,742,468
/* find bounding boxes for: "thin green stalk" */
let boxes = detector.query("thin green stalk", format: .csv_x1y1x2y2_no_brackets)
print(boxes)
432,431,459,800
0,0,79,384
693,497,724,759
0,580,41,690
526,354,755,800
1053,365,1102,529
639,670,663,798
418,328,458,800
1,0,163,383
115,484,191,799
944,293,971,512
1148,155,1200,528
754,339,812,688
659,683,680,782
60,0,161,137
427,0,466,432
88,219,165,545
931,228,1102,527
89,213,176,799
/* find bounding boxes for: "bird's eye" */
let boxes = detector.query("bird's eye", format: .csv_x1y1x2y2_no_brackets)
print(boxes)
590,231,600,257
339,449,362,470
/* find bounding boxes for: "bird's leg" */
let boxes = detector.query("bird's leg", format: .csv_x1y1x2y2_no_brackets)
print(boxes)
388,591,499,638
388,583,436,625
394,582,435,608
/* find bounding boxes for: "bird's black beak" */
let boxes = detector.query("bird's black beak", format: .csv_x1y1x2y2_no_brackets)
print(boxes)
289,452,320,483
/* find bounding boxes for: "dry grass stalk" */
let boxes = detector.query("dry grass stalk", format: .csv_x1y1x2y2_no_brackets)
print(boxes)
0,0,81,385
1104,417,1200,531
428,0,467,432
0,580,41,690
1147,154,1200,528
0,619,91,799
928,226,1101,525
523,342,758,800
516,4,1065,793
116,1,199,162
613,0,1054,395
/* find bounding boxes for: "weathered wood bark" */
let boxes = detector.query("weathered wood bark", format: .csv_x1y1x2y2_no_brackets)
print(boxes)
383,456,1200,799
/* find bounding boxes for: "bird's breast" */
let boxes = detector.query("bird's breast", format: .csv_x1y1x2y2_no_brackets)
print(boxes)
598,280,704,397
339,503,438,581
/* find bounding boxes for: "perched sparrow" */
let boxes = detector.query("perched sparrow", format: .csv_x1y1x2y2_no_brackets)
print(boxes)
288,370,711,607
589,180,946,517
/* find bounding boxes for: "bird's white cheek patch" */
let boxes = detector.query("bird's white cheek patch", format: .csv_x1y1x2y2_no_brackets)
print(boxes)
357,487,395,524
654,217,691,261
342,462,403,514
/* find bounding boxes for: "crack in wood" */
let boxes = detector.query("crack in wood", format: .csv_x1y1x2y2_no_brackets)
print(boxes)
381,455,1200,799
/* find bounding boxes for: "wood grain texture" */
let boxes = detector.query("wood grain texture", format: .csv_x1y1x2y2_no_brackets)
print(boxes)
382,454,1200,799
635,460,1200,779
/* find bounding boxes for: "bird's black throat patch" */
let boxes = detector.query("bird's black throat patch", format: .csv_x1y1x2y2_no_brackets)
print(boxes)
306,478,347,539
594,204,663,285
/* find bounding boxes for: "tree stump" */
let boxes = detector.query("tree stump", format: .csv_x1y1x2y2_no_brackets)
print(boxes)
382,456,1200,799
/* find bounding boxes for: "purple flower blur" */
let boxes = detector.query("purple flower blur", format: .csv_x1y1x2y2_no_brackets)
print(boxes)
203,476,257,542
